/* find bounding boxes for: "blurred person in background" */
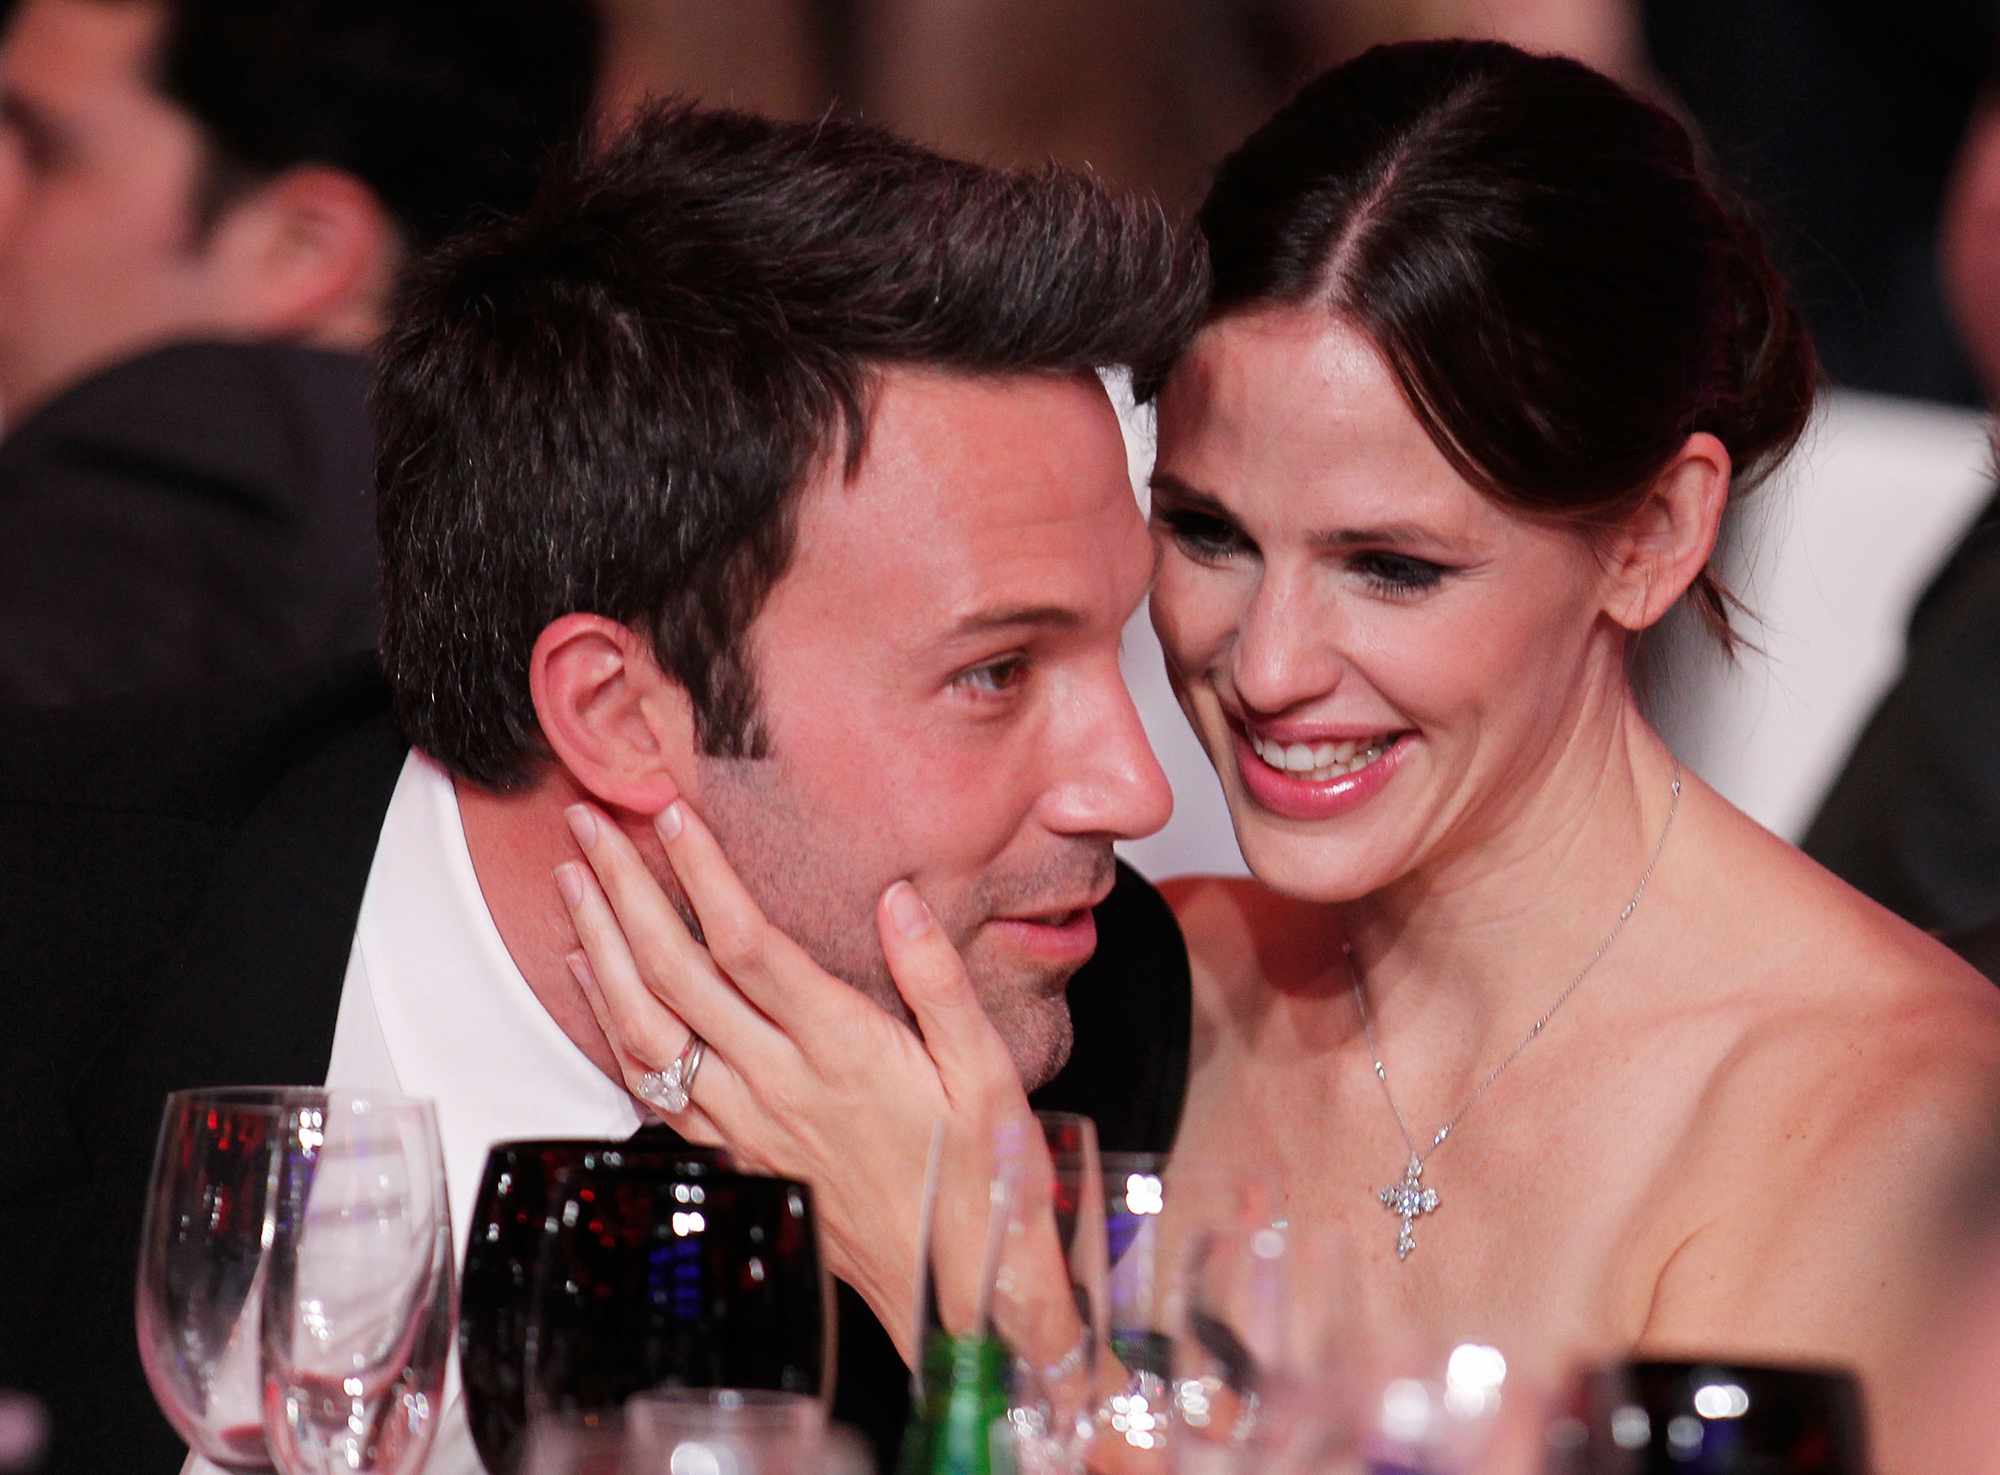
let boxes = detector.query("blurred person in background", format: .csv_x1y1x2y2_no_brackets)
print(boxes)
1803,50,2000,963
0,0,601,705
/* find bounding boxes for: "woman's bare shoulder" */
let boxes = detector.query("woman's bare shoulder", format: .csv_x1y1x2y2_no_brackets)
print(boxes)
1639,823,1999,1433
1683,820,2000,1149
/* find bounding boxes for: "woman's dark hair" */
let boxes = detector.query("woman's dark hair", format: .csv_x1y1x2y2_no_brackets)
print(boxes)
1145,39,1818,652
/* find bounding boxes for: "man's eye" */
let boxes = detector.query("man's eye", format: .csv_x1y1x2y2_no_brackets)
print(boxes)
953,657,1028,696
1154,507,1245,562
1352,552,1447,597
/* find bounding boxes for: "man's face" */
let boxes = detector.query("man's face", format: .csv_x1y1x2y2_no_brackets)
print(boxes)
687,368,1173,1089
0,0,247,421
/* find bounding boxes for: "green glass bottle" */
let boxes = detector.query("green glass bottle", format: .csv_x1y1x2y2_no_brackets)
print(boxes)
899,1331,1015,1475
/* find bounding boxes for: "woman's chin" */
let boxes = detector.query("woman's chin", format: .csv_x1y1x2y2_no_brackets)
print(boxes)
1224,808,1407,906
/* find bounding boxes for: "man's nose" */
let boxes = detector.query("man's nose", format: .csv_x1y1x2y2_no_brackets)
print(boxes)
1044,665,1175,842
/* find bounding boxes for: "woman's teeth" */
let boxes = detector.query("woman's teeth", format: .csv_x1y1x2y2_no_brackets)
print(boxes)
1248,732,1391,781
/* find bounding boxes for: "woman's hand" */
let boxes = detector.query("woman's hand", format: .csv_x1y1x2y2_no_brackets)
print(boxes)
553,796,1033,1361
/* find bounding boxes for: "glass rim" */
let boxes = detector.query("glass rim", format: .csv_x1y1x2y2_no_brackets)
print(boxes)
1098,1151,1170,1173
161,1085,437,1112
482,1135,729,1158
160,1084,326,1106
545,1160,814,1199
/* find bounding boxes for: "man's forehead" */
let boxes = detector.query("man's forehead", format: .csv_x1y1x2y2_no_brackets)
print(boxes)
769,364,1148,637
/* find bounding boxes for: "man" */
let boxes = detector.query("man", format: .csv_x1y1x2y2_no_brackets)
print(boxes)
0,0,600,704
0,104,1204,1471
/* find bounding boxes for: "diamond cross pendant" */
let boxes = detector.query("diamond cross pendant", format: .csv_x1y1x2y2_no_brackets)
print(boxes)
1378,1153,1440,1261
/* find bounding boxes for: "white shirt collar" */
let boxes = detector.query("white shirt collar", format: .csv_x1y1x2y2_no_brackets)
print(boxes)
347,748,646,1237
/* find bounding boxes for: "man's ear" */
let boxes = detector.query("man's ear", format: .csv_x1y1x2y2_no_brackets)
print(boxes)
1600,431,1732,633
204,165,397,344
529,614,692,813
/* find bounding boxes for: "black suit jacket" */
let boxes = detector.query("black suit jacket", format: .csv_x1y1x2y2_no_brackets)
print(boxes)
0,659,1191,1473
1804,484,2000,937
0,340,377,707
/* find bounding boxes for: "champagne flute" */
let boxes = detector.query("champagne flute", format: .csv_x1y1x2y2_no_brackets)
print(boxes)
259,1093,455,1475
458,1138,730,1475
136,1085,321,1470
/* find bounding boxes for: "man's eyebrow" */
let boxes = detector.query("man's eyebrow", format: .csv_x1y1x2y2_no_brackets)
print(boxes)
948,603,1085,637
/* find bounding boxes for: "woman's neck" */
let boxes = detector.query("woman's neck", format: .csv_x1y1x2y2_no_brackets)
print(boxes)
1334,698,1682,1056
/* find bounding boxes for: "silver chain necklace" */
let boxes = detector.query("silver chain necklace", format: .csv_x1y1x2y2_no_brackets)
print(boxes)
1345,761,1683,1262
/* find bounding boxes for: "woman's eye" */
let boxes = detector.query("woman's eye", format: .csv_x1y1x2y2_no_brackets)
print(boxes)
953,657,1028,696
1155,507,1245,562
1352,552,1447,597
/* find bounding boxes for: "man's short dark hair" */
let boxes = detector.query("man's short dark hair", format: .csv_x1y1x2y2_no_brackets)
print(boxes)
374,101,1208,792
141,0,601,250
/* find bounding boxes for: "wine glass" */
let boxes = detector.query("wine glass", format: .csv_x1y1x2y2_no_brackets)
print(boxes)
521,1160,830,1432
519,1391,873,1475
907,1110,1107,1475
1095,1156,1275,1467
136,1085,321,1469
1345,1337,1515,1475
1172,1221,1353,1475
259,1093,455,1475
459,1138,730,1475
1552,1358,1871,1474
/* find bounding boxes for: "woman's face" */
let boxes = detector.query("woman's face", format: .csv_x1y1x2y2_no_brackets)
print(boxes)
1148,307,1630,903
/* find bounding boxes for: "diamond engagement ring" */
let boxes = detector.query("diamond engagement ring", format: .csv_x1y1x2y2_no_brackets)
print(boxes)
635,1034,706,1116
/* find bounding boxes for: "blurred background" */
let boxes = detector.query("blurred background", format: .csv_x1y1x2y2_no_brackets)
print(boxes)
604,0,1997,406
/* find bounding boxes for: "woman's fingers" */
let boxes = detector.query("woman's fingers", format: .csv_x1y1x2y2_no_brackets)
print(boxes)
560,802,773,1060
652,798,858,1039
564,941,732,1148
878,880,1019,1110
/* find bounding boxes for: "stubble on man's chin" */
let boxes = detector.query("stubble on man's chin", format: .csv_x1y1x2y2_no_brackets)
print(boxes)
841,951,1078,1093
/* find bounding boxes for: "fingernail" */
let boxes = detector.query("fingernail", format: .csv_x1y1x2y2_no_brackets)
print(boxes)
564,948,597,992
564,803,597,851
886,880,933,939
554,862,585,909
656,801,683,842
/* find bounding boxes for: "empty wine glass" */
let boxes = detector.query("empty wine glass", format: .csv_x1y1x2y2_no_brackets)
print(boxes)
459,1138,731,1475
1095,1157,1275,1467
1173,1221,1353,1475
520,1391,873,1475
260,1093,455,1475
136,1085,320,1469
522,1161,830,1432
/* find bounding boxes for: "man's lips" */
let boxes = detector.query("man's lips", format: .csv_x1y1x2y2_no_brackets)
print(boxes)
988,877,1115,962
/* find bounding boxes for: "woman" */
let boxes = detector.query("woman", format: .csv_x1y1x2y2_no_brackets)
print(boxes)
555,41,2000,1470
